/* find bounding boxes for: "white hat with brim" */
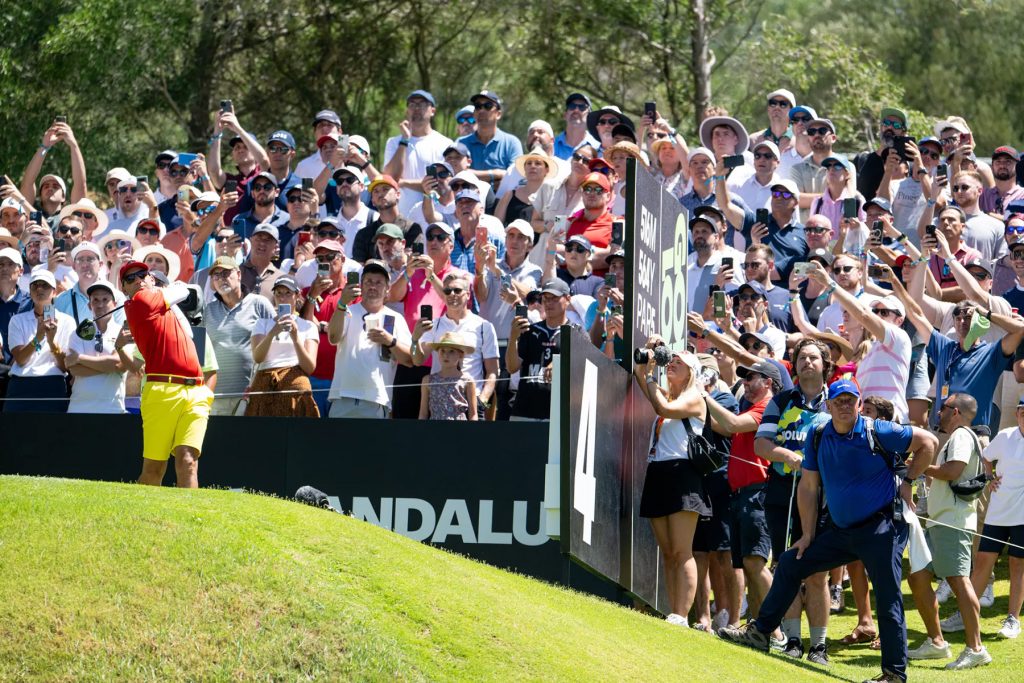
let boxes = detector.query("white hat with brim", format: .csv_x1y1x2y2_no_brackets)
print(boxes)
699,116,749,156
505,219,535,242
97,230,142,257
513,152,558,180
39,174,67,195
70,242,102,262
132,244,180,282
0,246,23,267
190,191,221,211
30,269,57,288
0,227,19,250
59,199,109,235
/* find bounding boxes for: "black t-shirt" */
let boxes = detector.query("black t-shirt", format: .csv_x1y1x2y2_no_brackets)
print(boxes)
854,149,887,201
513,321,570,419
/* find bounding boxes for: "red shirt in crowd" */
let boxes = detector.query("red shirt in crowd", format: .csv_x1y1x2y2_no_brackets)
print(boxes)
304,284,345,381
727,396,771,492
567,209,619,274
125,287,201,378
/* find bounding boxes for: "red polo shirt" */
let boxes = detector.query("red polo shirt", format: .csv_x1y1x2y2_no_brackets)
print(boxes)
727,396,771,492
567,209,619,274
125,287,201,377
303,284,345,381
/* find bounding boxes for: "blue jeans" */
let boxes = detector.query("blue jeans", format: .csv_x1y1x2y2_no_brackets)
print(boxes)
309,377,332,419
755,510,910,681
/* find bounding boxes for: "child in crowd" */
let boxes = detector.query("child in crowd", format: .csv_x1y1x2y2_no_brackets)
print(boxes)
419,332,478,421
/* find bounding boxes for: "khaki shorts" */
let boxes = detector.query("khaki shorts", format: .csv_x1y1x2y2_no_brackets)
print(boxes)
925,523,973,579
141,382,213,461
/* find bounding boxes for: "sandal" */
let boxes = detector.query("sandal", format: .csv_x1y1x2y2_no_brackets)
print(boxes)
840,626,878,645
869,637,882,650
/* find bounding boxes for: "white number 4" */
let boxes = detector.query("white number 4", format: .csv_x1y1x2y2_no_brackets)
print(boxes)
573,360,598,544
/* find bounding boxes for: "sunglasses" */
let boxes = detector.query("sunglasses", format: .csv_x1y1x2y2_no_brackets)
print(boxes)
456,116,475,125
951,184,974,193
168,169,189,178
753,151,776,160
647,131,669,140
832,265,856,274
426,232,448,242
155,160,171,170
474,101,497,111
136,226,160,236
597,117,619,126
953,309,975,320
335,175,359,186
71,211,95,220
118,187,139,194
57,226,81,235
940,136,960,147
873,308,898,318
968,269,991,280
824,163,847,171
214,234,236,243
316,253,339,263
449,183,472,193
880,119,906,130
767,99,790,108
806,127,831,137
737,293,763,302
566,102,589,112
790,115,811,123
565,244,591,254
1011,250,1024,260
443,287,466,295
433,170,453,179
772,190,794,199
317,230,341,239
286,194,306,203
267,145,291,154
590,167,613,176
571,153,593,163
805,227,830,234
920,150,940,160
582,186,605,195
121,270,148,284
254,182,279,192
94,337,104,353
743,342,765,353
1008,224,1024,235
741,261,763,269
104,239,131,250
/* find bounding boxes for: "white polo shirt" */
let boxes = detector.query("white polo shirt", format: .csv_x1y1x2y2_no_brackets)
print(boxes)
418,311,499,391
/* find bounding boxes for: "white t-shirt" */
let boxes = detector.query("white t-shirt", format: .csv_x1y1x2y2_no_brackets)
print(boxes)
419,312,499,391
334,203,373,260
729,172,779,212
328,302,411,407
856,322,912,422
294,152,326,183
252,316,319,370
816,290,871,335
67,320,126,414
982,425,1024,527
8,309,75,377
926,427,980,530
384,130,454,215
294,258,362,290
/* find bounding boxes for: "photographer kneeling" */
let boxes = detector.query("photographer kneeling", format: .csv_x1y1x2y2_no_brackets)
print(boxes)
633,336,711,629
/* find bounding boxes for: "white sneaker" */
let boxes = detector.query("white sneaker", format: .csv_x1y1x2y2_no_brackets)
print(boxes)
666,613,689,628
908,639,951,660
998,615,1020,639
945,645,992,670
980,581,995,608
940,610,964,632
770,633,788,651
935,579,952,604
712,609,730,632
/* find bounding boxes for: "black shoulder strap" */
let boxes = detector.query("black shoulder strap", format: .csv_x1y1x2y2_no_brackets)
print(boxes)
864,416,908,476
71,291,80,324
811,420,827,453
680,398,710,438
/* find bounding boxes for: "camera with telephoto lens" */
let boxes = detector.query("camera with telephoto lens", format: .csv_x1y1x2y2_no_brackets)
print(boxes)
634,344,672,366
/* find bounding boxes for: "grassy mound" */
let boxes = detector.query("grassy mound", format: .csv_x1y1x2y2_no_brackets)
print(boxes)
0,476,1019,681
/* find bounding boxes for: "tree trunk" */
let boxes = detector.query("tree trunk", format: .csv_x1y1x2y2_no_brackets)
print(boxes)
690,0,712,133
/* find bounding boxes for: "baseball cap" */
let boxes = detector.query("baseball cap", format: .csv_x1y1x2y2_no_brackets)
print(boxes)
917,136,942,151
367,175,399,193
566,235,594,252
581,172,611,192
332,165,364,183
864,197,893,214
934,118,969,136
454,188,481,203
565,92,592,108
0,198,22,215
443,141,471,158
407,89,436,106
313,239,344,254
687,146,715,164
610,123,637,144
119,260,149,282
808,118,836,134
374,223,404,241
362,259,390,279
30,269,57,288
881,107,908,125
771,179,801,200
737,281,768,298
788,105,818,120
312,109,342,127
964,257,993,276
470,90,503,109
828,378,861,399
540,279,571,297
189,191,221,211
605,247,626,265
993,146,1020,161
766,88,796,108
40,174,67,195
587,158,613,173
209,255,240,273
808,248,834,267
505,219,535,242
70,243,102,261
0,246,23,267
752,140,781,158
872,295,906,318
267,130,296,149
252,223,280,242
253,170,278,185
86,280,117,298
455,105,474,122
316,132,340,148
105,167,132,184
738,330,773,350
272,275,300,292
348,135,371,155
822,154,852,172
425,222,454,239
155,149,177,163
736,360,783,387
693,205,726,225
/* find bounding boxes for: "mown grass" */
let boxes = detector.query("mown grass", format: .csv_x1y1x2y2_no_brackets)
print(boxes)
0,476,1019,681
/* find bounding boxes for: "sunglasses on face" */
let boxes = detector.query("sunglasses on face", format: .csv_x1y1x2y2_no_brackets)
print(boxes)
317,230,340,239
920,150,940,160
953,309,975,320
873,308,898,318
214,234,236,243
767,99,790,108
805,227,830,235
71,211,95,220
772,190,794,199
168,169,189,178
824,163,847,171
57,226,81,235
335,175,359,186
456,116,475,125
1011,250,1024,260
951,184,974,193
582,186,605,195
571,153,593,163
566,102,589,112
753,152,776,160
267,145,290,154
597,117,619,126
426,232,448,242
121,270,148,284
1009,225,1024,236
104,240,130,250
880,119,906,130
443,287,466,295
474,101,497,111
737,293,762,302
316,253,339,264
790,115,811,123
565,244,591,254
833,265,857,274
155,161,171,170
806,127,830,137
136,226,160,236
940,136,960,147
743,343,765,354
118,187,139,194
741,261,763,269
591,167,613,176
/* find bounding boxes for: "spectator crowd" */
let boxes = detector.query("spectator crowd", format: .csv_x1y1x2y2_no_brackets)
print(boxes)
1,86,1024,681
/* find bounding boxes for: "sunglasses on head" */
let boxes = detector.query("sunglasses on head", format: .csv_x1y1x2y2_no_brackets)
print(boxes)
880,119,906,130
426,231,448,242
805,127,830,137
597,117,619,126
443,287,466,295
474,101,497,111
57,225,81,235
767,99,790,108
953,308,975,320
168,169,189,178
121,270,148,284
136,226,160,236
565,243,591,254
833,264,856,274
457,116,475,125
772,190,794,199
753,151,776,160
790,115,811,123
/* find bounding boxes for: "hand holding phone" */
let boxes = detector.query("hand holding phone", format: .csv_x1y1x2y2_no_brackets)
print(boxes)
420,304,433,320
843,198,858,219
724,155,745,169
515,304,529,320
224,179,237,194
755,208,770,226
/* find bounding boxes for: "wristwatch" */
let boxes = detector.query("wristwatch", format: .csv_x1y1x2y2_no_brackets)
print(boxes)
387,338,397,349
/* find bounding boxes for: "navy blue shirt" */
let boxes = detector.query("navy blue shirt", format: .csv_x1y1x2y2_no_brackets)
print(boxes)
235,170,301,215
803,416,912,528
156,197,184,233
231,206,288,241
927,330,1013,427
765,285,794,332
458,129,523,172
0,288,32,364
1001,285,1024,314
741,215,808,283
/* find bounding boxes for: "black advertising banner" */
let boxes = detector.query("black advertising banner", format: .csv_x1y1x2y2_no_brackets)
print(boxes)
560,327,630,584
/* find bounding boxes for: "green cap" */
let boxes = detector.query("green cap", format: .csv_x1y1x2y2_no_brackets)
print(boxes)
374,223,404,241
881,107,908,125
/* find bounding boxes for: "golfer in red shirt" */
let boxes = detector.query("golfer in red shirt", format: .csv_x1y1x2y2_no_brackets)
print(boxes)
118,260,212,488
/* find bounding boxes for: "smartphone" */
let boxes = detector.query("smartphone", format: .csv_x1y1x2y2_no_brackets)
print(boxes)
39,245,50,263
501,273,513,290
277,303,291,317
297,230,312,248
43,304,54,320
756,208,770,225
177,187,190,203
346,271,359,285
411,242,424,256
724,155,745,169
604,273,617,287
926,224,937,238
177,152,198,167
426,165,438,179
54,115,66,124
552,215,568,234
721,257,733,271
339,134,350,151
420,304,433,320
713,290,727,318
893,135,913,161
379,315,396,361
317,262,330,277
54,238,67,252
610,304,623,316
29,210,42,224
644,101,657,118
611,220,624,245
0,175,8,187
868,265,886,278
302,177,313,191
870,220,884,243
475,227,488,244
220,99,233,113
793,262,810,278
936,163,948,178
223,180,237,194
515,304,529,319
842,197,858,219
136,176,148,189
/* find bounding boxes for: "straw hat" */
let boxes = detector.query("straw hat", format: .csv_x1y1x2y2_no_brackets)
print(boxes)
58,198,109,234
432,331,475,354
513,151,558,180
133,244,180,282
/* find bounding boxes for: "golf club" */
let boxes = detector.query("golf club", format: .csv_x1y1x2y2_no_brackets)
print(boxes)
75,303,127,341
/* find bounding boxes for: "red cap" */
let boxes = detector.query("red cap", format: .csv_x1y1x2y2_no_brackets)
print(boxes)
316,133,341,148
993,146,1020,161
587,158,613,172
119,260,149,282
581,172,611,192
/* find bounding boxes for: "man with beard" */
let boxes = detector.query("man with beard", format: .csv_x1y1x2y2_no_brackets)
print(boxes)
231,171,286,240
980,146,1024,218
295,109,343,180
553,93,600,161
686,207,743,314
0,198,27,243
946,171,1007,262
790,118,847,223
854,107,908,201
458,91,523,189
352,176,422,263
383,90,453,216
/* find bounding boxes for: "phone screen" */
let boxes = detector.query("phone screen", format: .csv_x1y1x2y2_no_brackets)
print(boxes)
721,257,733,270
346,271,359,285
317,262,330,276
412,243,424,256
420,305,433,320
302,177,313,191
843,198,858,219
611,220,624,245
756,208,770,225
277,304,291,317
224,180,237,193
515,304,529,319
724,155,745,169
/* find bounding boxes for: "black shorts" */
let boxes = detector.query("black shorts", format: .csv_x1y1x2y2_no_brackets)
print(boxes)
640,458,712,519
978,523,1024,559
729,483,772,568
693,470,731,553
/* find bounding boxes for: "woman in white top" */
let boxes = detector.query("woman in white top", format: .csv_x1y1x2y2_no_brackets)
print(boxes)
5,269,75,412
529,144,596,268
245,276,320,417
633,339,711,628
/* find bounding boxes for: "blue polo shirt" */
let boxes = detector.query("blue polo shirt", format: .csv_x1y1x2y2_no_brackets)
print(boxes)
927,330,1013,427
740,216,808,282
451,229,505,274
552,131,600,161
803,416,912,528
678,190,750,248
458,129,523,172
0,288,32,364
231,206,288,241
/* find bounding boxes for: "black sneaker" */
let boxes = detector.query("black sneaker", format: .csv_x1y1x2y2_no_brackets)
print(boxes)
862,671,901,683
808,642,830,665
718,621,770,652
782,637,804,659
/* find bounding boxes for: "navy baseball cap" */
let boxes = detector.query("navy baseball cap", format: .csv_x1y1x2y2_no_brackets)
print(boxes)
864,197,893,214
313,110,342,127
737,281,768,298
828,378,861,399
443,141,471,158
471,90,503,109
565,93,592,108
566,234,594,252
407,90,436,106
267,130,295,149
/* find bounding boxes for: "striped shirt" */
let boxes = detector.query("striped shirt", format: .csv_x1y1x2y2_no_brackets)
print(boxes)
855,323,911,422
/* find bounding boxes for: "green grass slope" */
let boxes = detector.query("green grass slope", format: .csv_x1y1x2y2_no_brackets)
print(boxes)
0,476,1018,681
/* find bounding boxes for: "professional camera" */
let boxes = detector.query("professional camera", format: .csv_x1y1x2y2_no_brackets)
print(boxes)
634,344,672,366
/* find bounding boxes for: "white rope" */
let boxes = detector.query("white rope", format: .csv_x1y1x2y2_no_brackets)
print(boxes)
919,514,1024,553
